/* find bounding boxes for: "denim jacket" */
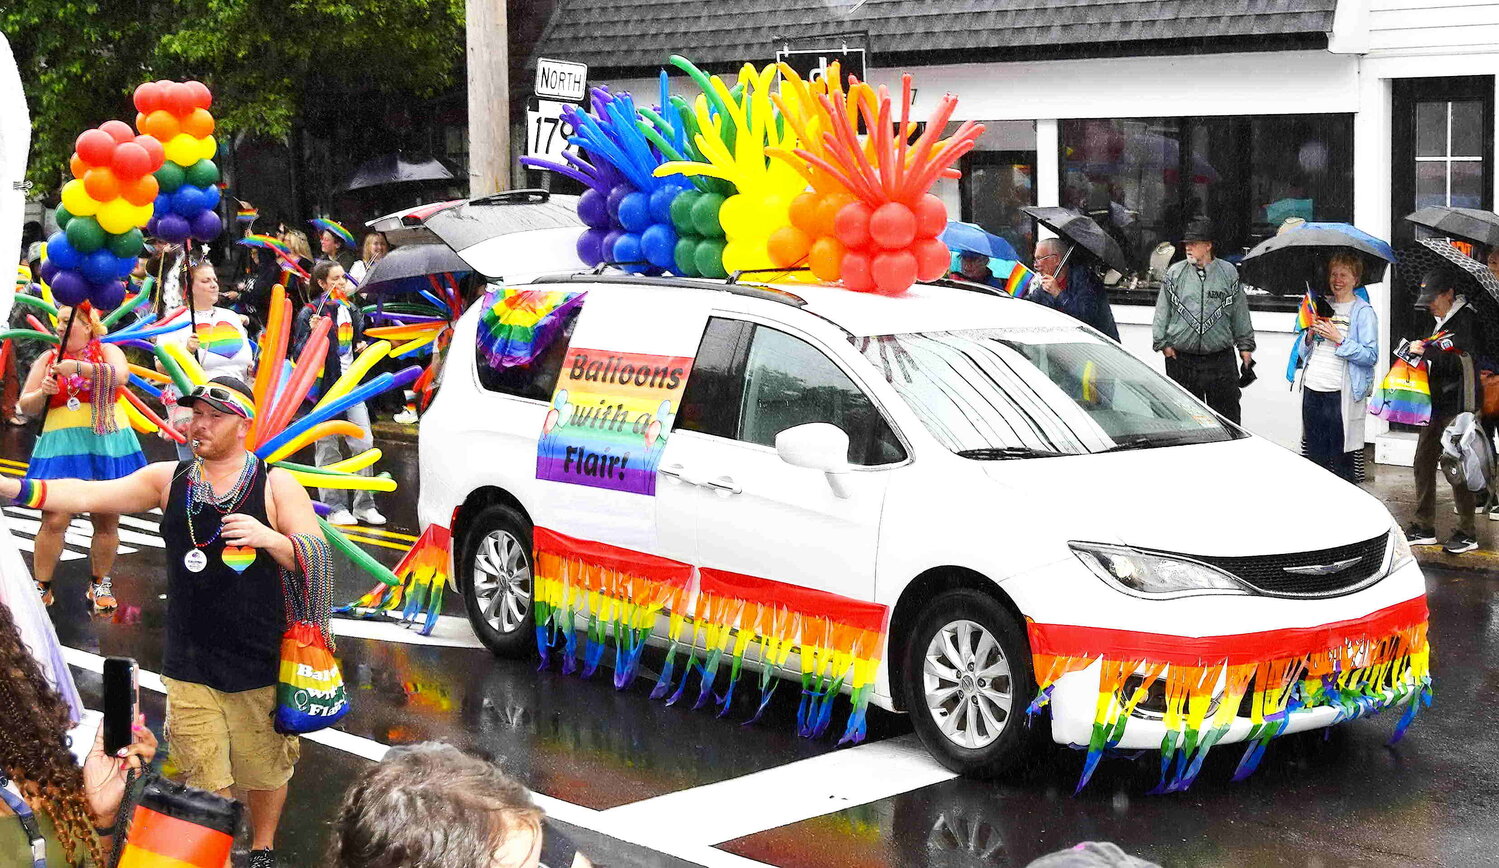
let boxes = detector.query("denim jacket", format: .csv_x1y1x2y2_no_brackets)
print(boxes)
1287,295,1378,401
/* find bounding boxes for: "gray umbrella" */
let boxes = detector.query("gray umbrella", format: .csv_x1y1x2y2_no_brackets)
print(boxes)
344,153,456,191
1020,206,1130,274
359,242,471,293
1416,236,1499,303
1405,206,1499,249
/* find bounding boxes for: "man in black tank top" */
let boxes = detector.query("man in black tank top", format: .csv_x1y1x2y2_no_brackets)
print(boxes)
0,376,325,868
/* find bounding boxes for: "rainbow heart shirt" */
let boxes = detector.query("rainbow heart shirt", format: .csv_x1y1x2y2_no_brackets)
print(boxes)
196,319,245,359
221,546,256,573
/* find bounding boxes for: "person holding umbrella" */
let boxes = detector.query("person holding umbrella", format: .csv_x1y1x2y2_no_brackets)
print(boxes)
1031,238,1120,340
939,222,1017,290
1151,217,1255,424
1292,253,1379,482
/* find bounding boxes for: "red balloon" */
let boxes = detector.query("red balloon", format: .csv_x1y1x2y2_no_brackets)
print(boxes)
913,237,951,281
100,120,135,145
842,250,874,292
913,194,948,238
788,191,821,233
69,153,87,180
134,135,165,171
871,250,919,295
111,142,152,181
184,80,213,109
812,192,854,238
833,202,873,249
83,167,121,202
869,202,917,250
121,174,159,207
133,82,164,114
808,236,845,282
75,129,117,166
166,82,197,116
767,225,811,268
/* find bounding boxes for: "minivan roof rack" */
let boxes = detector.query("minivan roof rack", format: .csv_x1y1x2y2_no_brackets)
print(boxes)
469,189,550,206
529,272,808,307
924,277,1014,299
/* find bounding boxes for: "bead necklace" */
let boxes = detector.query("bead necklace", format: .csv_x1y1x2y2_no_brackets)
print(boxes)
185,453,258,550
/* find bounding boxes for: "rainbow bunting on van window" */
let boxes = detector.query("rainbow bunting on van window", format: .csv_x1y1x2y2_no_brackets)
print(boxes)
530,528,889,744
1004,262,1034,297
1026,595,1432,793
477,288,587,369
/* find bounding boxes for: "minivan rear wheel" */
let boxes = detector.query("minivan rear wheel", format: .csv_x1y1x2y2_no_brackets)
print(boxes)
903,589,1042,778
459,504,535,658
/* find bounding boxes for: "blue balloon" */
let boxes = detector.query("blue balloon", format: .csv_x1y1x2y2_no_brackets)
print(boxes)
617,192,652,233
641,223,678,271
577,189,610,229
601,229,625,262
576,228,608,265
45,233,81,271
199,183,221,211
171,185,205,217
612,233,646,273
153,194,171,214
649,186,678,224
81,248,119,285
605,184,633,221
114,255,137,279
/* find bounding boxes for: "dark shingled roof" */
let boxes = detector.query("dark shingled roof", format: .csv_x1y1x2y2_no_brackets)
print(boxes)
531,0,1339,76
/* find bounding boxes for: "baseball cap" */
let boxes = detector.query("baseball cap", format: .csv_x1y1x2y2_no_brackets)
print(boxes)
1415,266,1461,305
179,376,256,420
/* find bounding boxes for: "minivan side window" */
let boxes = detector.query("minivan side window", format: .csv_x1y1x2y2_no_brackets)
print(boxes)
738,325,906,466
475,305,582,401
677,317,751,438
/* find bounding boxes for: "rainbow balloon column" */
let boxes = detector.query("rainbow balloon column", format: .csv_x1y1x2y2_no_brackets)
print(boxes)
520,87,633,269
133,80,223,245
43,122,166,309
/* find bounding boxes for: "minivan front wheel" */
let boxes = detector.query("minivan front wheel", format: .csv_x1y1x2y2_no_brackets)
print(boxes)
904,589,1041,778
459,504,535,658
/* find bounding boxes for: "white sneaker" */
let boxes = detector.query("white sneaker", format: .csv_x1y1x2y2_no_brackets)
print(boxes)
392,409,418,425
354,508,387,526
327,509,356,526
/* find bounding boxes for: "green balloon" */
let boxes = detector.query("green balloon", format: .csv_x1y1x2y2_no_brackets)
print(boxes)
54,205,73,230
673,236,701,276
155,162,186,194
669,190,701,235
65,216,106,254
107,227,145,259
694,238,727,278
691,193,726,238
185,159,219,188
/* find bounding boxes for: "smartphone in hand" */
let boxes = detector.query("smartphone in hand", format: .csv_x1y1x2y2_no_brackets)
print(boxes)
102,657,139,755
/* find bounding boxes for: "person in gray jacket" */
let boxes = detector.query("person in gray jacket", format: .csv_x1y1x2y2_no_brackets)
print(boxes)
1151,218,1256,424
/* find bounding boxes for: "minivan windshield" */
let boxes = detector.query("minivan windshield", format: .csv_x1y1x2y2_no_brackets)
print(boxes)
855,327,1241,457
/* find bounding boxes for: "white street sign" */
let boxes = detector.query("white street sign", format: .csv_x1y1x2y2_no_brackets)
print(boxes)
526,99,578,162
535,57,588,102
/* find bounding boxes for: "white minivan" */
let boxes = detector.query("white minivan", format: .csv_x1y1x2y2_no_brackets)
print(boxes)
416,273,1431,788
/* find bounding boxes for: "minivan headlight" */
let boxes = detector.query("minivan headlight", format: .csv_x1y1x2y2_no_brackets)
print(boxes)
1070,542,1249,598
1386,522,1414,575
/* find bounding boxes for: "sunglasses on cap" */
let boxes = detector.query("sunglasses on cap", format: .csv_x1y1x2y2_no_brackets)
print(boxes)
188,384,256,420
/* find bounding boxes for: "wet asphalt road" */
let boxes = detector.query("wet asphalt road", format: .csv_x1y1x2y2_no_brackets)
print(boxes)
7,425,1497,867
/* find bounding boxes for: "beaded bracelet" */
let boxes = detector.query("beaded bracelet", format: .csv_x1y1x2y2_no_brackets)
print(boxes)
90,361,121,435
11,478,47,510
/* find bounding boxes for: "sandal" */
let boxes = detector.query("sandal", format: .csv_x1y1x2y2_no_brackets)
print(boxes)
88,577,117,614
36,579,53,607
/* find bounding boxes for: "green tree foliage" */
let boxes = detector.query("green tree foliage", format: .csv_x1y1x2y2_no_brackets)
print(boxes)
3,0,464,188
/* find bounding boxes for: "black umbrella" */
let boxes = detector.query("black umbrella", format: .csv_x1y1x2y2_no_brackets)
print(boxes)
1238,222,1397,295
1404,206,1499,249
1020,206,1130,274
344,153,456,191
360,242,470,290
1397,238,1499,343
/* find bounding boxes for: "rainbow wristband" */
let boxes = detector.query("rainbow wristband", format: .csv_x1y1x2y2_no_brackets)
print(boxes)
11,478,46,509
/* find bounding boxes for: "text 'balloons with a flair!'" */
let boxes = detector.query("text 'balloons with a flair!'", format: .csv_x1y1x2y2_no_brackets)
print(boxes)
135,80,222,245
46,120,166,308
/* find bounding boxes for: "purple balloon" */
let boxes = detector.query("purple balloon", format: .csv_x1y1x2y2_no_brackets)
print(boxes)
156,213,191,244
38,259,60,285
50,270,91,306
577,188,610,229
575,228,608,265
191,210,223,241
605,184,633,221
91,280,126,311
601,229,625,263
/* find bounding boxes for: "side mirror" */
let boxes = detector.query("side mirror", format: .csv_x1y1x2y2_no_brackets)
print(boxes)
775,423,853,498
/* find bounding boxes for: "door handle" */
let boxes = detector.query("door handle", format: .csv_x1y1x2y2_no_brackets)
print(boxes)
659,463,690,483
704,475,742,495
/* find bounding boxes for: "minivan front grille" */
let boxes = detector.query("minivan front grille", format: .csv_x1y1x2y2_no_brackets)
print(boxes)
1191,533,1389,597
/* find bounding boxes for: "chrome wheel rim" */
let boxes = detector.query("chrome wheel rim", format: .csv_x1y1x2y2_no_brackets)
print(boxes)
471,529,532,634
922,619,1014,750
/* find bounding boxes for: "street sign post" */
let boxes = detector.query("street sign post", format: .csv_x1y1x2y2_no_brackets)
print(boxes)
774,47,866,85
534,57,588,103
525,98,577,161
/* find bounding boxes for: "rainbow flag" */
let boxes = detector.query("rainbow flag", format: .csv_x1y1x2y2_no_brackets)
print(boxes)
236,205,258,223
477,288,585,369
1295,291,1316,332
1004,262,1034,297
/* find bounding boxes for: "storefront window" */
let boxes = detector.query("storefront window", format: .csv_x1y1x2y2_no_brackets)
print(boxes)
1059,114,1354,289
1413,99,1485,209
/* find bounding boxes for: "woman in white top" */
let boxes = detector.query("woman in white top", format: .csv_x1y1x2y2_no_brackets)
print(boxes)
348,231,388,289
155,260,254,459
1297,252,1379,482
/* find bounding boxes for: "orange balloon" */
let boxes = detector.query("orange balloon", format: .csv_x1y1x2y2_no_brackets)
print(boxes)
812,192,855,239
83,167,121,202
808,235,846,282
142,109,180,142
121,174,160,207
767,225,811,268
181,108,215,138
135,112,149,133
69,153,87,180
788,191,821,233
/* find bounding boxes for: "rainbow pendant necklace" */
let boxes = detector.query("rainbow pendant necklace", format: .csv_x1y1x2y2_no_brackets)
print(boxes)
184,454,258,572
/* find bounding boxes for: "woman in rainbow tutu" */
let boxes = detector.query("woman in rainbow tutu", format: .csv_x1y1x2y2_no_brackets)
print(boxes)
16,304,145,612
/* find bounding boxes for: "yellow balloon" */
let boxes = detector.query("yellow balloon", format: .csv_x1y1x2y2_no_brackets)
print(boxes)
60,180,100,217
197,134,217,162
283,468,397,492
161,341,208,387
722,239,768,273
131,203,154,229
165,133,200,167
97,198,136,235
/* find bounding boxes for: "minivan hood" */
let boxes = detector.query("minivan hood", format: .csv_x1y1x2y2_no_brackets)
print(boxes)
981,436,1393,557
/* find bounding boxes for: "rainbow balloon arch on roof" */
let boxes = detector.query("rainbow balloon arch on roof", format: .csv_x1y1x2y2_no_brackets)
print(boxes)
522,55,983,295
